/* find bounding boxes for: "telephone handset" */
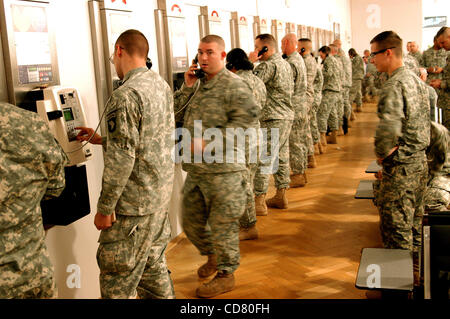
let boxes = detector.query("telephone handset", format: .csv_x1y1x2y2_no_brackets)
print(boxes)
258,46,268,57
193,54,206,79
36,86,92,166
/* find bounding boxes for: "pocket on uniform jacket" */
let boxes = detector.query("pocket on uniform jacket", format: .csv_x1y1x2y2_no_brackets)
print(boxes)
96,218,138,273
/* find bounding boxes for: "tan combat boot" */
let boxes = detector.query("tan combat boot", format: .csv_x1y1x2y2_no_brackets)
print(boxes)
266,188,288,209
314,143,320,155
239,225,259,241
307,155,317,168
255,194,268,216
196,272,235,298
317,142,324,154
319,132,327,153
327,131,338,144
289,174,307,188
197,254,217,278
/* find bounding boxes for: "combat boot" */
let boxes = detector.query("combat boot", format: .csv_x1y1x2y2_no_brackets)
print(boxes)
197,254,217,278
338,127,345,136
307,155,317,168
356,105,362,112
196,272,235,298
239,225,259,241
255,194,267,216
317,142,324,154
327,131,338,144
289,174,307,188
266,188,288,208
350,110,357,121
314,143,320,155
319,132,327,153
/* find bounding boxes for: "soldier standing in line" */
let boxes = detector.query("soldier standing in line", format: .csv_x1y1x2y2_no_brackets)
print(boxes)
281,33,309,188
348,48,365,114
249,34,294,212
174,35,258,298
312,57,324,154
0,102,67,299
76,30,175,299
298,38,320,161
333,39,353,133
317,46,341,150
329,44,345,139
225,48,266,241
370,31,430,287
430,26,450,129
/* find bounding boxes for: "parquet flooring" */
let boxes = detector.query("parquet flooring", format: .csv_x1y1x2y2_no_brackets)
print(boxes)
166,102,382,299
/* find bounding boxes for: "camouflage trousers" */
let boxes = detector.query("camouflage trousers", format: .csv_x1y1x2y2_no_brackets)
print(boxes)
240,163,258,229
337,91,344,127
304,99,315,156
310,94,322,144
350,79,363,108
362,77,377,97
254,119,293,194
0,236,56,299
289,119,308,175
182,171,247,274
342,86,352,120
97,212,175,299
376,159,428,253
424,174,450,212
317,90,340,133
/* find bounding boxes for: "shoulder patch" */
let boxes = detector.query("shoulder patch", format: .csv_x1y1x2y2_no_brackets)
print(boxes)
106,111,117,133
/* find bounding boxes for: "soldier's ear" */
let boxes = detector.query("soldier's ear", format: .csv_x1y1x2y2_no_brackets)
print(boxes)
221,51,227,60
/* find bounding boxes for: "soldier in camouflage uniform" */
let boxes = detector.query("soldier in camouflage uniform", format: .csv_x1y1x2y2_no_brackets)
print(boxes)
77,30,175,299
424,122,449,211
363,56,379,102
329,44,346,137
431,27,450,130
317,46,341,151
299,39,320,159
249,34,294,212
349,48,365,114
0,102,68,298
407,41,423,66
174,35,258,298
226,48,266,241
282,34,309,188
370,31,430,286
312,60,324,154
334,40,353,132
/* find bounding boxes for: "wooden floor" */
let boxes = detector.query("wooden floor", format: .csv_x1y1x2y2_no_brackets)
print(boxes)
166,102,383,299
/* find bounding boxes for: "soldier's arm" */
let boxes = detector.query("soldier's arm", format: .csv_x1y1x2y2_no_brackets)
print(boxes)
440,62,450,91
226,80,259,130
173,82,198,123
254,62,274,84
374,83,404,159
97,90,141,216
35,116,69,200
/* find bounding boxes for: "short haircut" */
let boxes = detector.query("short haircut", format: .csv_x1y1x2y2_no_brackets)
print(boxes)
370,31,403,58
226,48,254,71
348,48,357,57
298,38,312,43
200,34,225,50
116,29,149,58
329,43,338,53
436,26,448,39
256,33,277,49
319,46,330,55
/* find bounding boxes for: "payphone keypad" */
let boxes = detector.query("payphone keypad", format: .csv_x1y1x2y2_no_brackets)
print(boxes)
59,91,83,142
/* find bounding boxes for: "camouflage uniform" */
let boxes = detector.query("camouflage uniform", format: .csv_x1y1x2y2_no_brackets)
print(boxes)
303,54,319,145
338,49,353,119
428,85,438,121
253,53,294,193
424,122,450,211
97,67,175,299
334,54,346,127
311,66,323,144
439,56,450,130
363,62,379,98
350,54,365,109
235,70,266,229
408,51,423,66
317,55,341,133
422,47,448,109
0,102,68,299
174,67,258,274
286,51,309,175
404,54,421,77
374,67,430,258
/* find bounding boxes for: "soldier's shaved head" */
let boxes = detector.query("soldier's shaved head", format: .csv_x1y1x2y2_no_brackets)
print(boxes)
116,29,149,58
298,38,312,51
333,39,342,48
281,33,297,55
283,33,297,45
255,33,277,50
329,43,338,54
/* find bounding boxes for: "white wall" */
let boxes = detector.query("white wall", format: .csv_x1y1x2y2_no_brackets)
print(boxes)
350,0,423,56
422,0,450,50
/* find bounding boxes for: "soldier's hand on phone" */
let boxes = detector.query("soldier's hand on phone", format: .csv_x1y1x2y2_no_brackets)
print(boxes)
185,61,199,88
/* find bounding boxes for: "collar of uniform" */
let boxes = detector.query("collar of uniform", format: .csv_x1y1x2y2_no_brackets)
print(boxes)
287,51,300,60
122,67,148,84
201,67,226,89
267,52,282,62
236,69,251,76
390,66,406,78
